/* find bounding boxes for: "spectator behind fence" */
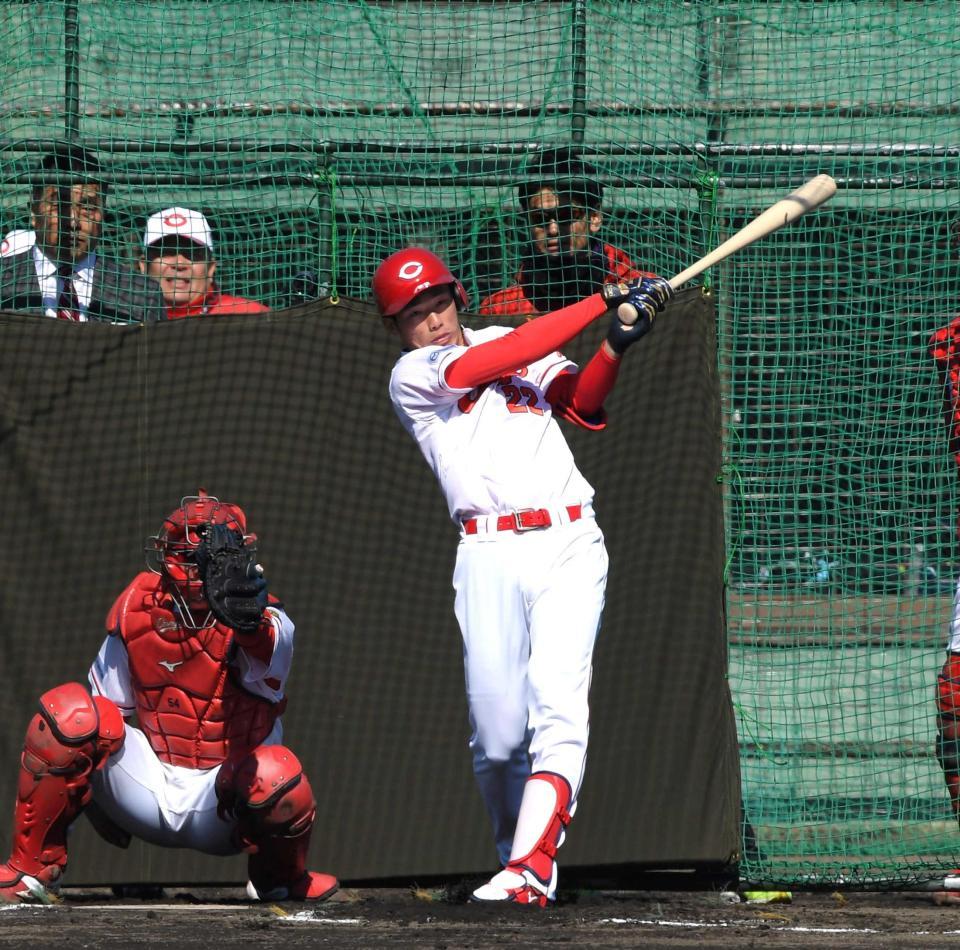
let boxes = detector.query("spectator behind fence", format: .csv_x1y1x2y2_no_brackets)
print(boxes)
0,144,166,323
139,207,269,319
479,147,657,317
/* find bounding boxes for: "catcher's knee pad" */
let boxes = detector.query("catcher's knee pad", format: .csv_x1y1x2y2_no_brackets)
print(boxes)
8,683,124,877
24,683,124,787
216,745,316,848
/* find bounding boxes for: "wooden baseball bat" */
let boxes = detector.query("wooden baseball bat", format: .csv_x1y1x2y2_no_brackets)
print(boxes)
618,174,837,324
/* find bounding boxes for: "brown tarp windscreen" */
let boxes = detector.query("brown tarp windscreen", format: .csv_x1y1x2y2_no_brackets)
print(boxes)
0,288,738,884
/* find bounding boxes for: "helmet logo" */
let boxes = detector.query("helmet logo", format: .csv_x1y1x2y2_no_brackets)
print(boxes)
398,261,424,281
163,213,188,228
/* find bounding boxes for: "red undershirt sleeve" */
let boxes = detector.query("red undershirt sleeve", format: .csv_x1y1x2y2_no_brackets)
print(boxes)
547,346,621,430
444,293,608,390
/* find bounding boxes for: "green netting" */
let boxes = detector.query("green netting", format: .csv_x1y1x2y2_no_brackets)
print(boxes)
2,0,960,888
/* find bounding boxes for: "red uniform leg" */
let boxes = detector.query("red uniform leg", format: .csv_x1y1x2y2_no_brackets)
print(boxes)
471,771,571,907
216,745,337,902
936,654,960,889
0,683,124,903
937,654,960,821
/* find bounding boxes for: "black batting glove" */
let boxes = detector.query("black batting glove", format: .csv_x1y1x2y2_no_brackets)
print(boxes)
606,308,653,354
600,276,675,354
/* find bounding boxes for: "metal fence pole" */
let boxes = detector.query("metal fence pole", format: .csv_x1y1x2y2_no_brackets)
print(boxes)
64,0,81,141
571,0,588,147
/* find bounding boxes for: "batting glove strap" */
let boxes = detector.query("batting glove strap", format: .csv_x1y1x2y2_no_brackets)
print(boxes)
600,275,674,311
599,280,633,307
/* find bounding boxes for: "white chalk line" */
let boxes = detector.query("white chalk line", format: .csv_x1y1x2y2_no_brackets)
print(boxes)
600,917,960,936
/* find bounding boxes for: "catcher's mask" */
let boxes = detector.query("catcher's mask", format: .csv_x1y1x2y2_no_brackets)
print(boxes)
146,490,254,616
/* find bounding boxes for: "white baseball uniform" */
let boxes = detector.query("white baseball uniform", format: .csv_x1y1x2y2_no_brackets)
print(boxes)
389,325,608,865
87,607,293,854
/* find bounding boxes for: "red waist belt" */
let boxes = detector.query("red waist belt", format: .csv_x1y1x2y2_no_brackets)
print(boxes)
462,505,583,536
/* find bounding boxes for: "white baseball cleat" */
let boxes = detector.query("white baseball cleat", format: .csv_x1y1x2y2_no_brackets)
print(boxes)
470,867,555,907
943,870,960,890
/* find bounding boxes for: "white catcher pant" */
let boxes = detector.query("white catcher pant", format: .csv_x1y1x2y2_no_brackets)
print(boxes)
90,720,282,856
453,515,608,865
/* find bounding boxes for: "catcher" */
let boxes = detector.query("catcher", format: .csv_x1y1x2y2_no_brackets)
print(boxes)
0,491,337,904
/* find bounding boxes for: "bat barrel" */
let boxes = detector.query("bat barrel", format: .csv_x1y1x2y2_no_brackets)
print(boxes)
668,174,837,290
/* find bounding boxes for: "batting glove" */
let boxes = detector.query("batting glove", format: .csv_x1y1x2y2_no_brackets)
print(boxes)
601,276,674,354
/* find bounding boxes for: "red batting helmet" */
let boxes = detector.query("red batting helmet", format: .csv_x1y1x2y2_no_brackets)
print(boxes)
372,247,468,317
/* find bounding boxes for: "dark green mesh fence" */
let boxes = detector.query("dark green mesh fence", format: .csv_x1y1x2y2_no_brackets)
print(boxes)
1,0,959,887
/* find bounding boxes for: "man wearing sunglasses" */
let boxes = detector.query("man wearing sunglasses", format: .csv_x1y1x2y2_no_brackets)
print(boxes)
139,207,269,319
480,147,658,316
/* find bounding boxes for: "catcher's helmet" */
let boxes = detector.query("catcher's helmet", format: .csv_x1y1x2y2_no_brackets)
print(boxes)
372,247,468,317
146,490,251,613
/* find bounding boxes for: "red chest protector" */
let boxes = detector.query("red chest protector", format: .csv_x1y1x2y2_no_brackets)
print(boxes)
106,572,283,769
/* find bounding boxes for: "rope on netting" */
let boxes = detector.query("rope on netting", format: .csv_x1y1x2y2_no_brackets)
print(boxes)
315,165,340,305
696,169,722,296
695,170,742,586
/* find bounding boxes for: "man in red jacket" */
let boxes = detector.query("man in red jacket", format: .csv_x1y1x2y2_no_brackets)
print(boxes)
139,207,269,318
479,148,657,317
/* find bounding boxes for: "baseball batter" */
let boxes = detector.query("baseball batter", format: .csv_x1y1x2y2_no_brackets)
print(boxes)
373,248,672,905
0,492,337,904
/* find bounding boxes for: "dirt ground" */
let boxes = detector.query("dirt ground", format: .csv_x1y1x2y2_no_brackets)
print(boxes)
1,883,959,949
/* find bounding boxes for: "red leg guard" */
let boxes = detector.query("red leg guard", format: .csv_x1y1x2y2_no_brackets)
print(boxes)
506,772,571,889
936,655,960,824
216,745,337,902
471,772,572,907
0,684,124,903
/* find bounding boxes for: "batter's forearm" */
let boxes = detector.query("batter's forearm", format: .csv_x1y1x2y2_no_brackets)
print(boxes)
559,345,622,418
445,294,608,389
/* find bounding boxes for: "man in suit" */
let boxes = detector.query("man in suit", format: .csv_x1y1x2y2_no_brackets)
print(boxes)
0,144,166,324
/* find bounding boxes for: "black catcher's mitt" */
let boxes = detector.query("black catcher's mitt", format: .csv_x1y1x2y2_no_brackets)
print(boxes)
193,523,268,635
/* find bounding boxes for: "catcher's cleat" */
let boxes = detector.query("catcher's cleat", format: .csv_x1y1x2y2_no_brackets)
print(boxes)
470,867,555,907
246,870,338,902
944,870,960,890
0,863,61,905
